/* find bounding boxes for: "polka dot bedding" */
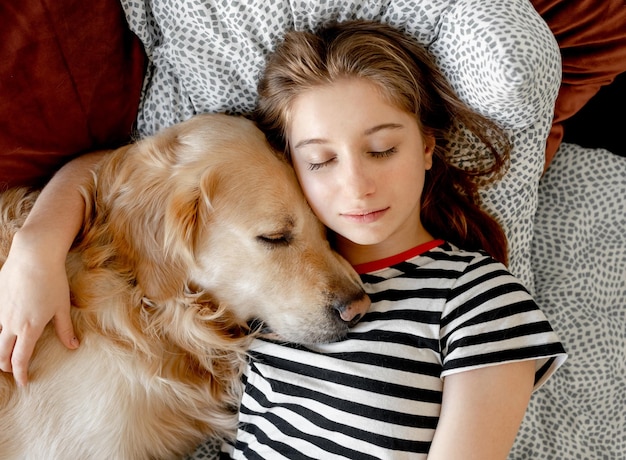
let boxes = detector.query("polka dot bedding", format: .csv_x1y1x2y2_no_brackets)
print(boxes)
511,143,626,460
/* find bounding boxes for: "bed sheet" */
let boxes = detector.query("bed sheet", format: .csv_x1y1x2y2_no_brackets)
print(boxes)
511,142,626,459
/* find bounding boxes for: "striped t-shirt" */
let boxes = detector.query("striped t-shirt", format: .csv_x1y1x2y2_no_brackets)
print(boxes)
222,241,566,459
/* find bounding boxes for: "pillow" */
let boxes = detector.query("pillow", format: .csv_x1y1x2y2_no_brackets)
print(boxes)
428,0,560,293
119,0,561,292
0,0,146,189
530,0,626,170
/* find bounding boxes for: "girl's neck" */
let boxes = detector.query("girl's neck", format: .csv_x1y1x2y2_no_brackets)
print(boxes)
333,227,435,266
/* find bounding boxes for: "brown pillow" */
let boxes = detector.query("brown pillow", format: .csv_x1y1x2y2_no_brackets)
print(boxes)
0,0,146,189
531,0,626,170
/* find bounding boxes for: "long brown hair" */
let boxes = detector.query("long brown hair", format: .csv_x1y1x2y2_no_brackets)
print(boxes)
256,20,511,265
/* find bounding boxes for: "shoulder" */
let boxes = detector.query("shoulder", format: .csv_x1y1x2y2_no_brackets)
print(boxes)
432,242,532,298
437,244,566,383
359,241,523,295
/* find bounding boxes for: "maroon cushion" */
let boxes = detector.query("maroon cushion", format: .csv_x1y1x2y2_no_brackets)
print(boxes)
0,0,146,189
531,0,626,170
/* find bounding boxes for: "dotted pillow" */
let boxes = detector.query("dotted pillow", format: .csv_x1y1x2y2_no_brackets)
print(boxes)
120,0,561,292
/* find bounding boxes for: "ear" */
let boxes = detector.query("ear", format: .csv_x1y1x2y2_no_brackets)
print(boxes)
164,186,202,262
423,135,436,171
137,167,219,302
137,187,202,302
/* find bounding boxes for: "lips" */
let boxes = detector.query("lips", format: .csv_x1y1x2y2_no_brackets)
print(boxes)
341,207,389,224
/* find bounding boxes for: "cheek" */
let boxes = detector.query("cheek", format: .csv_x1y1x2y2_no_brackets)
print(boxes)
294,163,324,201
386,158,427,198
293,175,331,223
299,178,328,214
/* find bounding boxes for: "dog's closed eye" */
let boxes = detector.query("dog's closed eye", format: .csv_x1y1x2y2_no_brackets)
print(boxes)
257,232,292,247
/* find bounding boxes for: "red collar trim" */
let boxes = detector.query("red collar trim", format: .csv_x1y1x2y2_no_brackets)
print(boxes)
353,239,445,274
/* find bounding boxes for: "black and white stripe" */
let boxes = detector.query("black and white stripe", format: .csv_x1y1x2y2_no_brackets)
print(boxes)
224,242,566,459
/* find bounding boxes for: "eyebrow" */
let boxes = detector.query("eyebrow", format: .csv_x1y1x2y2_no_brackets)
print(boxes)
364,123,404,135
293,123,405,149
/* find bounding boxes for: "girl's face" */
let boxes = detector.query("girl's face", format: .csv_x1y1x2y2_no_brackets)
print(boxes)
287,78,435,266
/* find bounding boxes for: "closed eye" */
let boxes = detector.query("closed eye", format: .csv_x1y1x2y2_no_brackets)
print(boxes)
368,147,397,158
257,232,292,247
308,157,335,171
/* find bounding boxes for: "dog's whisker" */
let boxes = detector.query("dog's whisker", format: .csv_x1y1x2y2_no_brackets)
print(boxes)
247,318,272,335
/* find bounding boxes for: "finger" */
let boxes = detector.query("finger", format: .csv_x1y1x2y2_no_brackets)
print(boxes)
11,334,38,387
0,330,17,373
53,313,79,350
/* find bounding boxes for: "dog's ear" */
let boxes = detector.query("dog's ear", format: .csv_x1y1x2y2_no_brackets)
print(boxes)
101,129,222,303
136,167,218,302
163,182,204,264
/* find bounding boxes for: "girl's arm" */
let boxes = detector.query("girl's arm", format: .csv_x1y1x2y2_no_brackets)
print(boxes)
0,150,109,386
428,360,535,460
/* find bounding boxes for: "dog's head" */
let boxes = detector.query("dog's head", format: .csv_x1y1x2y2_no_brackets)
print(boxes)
92,114,369,344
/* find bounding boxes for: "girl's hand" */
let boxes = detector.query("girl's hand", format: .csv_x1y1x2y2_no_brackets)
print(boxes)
0,150,107,386
0,231,78,387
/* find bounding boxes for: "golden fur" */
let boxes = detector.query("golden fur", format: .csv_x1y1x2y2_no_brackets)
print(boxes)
0,114,369,459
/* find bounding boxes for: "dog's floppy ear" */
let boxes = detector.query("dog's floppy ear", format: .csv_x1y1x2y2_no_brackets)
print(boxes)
162,175,211,267
100,125,222,303
135,163,219,302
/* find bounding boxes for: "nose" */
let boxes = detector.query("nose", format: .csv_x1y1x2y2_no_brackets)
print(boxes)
341,155,375,199
333,293,371,327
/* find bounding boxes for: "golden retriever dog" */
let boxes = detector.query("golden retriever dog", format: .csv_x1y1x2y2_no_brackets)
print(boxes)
0,114,370,459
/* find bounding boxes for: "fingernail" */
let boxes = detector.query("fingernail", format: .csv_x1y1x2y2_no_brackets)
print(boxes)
70,337,79,348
